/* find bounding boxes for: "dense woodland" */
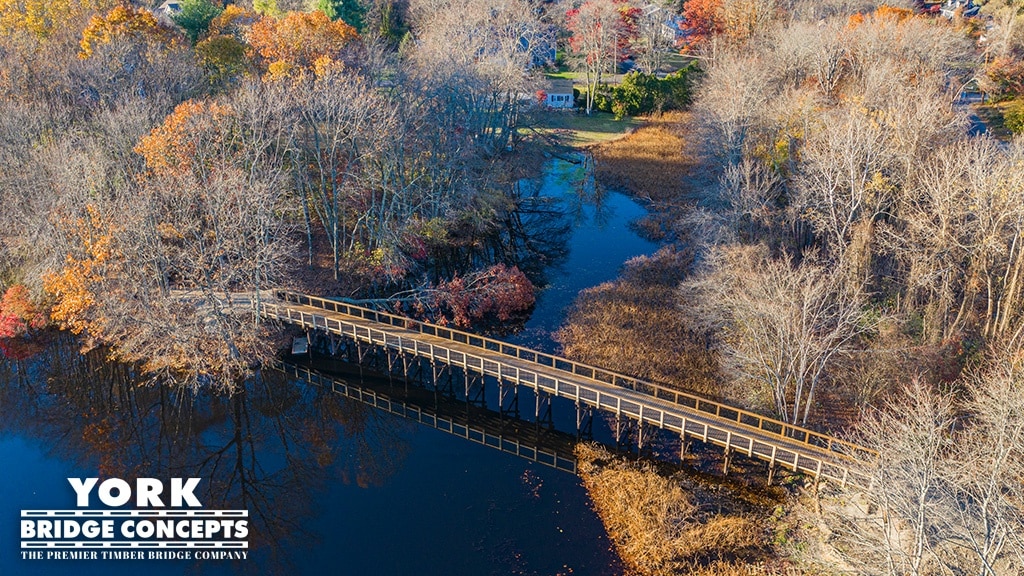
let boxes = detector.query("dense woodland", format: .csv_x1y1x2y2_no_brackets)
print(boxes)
618,1,1024,574
0,0,1023,574
0,0,555,388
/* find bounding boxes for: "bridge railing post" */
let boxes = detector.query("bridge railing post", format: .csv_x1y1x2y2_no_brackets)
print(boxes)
265,291,877,479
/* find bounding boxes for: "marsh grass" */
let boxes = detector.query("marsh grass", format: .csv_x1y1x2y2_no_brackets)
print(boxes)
557,246,720,398
592,112,706,206
577,444,770,576
531,110,642,147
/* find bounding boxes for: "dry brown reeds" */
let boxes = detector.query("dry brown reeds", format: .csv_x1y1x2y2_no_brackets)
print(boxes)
592,112,705,206
556,246,720,398
577,443,769,576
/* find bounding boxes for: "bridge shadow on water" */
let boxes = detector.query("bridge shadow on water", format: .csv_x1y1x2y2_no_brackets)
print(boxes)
0,333,633,575
291,339,804,500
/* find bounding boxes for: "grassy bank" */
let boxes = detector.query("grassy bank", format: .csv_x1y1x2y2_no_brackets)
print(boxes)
577,444,774,576
557,246,720,398
532,110,642,147
592,111,703,205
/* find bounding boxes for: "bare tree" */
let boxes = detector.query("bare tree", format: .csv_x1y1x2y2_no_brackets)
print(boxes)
833,379,958,576
791,103,895,262
679,245,875,424
287,71,390,278
980,1,1024,60
946,355,1024,576
832,353,1024,576
693,50,774,164
566,0,630,115
882,138,1024,344
630,1,674,75
408,0,548,152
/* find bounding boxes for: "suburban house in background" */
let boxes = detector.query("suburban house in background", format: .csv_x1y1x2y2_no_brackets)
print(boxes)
543,78,575,109
642,3,688,49
157,0,182,18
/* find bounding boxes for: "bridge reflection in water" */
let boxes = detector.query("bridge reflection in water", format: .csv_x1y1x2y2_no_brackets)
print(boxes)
277,361,580,473
260,291,876,489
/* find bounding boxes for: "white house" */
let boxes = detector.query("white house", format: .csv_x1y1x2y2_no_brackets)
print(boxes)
544,79,575,109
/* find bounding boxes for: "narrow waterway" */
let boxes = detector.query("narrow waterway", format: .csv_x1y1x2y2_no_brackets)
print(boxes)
0,157,658,576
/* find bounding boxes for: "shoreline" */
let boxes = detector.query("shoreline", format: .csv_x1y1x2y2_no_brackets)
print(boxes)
558,113,828,576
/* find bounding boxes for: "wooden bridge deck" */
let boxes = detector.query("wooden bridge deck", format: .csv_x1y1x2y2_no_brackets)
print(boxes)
257,291,875,489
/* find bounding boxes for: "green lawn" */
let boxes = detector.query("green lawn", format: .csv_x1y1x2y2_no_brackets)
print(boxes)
659,52,697,74
545,70,582,81
531,110,641,147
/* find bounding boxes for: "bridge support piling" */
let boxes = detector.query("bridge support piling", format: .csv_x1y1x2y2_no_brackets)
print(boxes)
680,435,690,459
575,403,593,440
430,361,455,400
722,447,733,476
767,463,776,485
355,342,365,376
534,392,553,430
465,372,485,407
499,378,519,419
385,349,396,382
614,415,633,452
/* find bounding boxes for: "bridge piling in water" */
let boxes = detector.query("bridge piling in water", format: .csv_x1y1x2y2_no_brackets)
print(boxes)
260,291,877,489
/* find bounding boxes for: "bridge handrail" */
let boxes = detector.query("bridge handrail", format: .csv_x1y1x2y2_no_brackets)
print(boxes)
260,299,873,487
270,290,876,462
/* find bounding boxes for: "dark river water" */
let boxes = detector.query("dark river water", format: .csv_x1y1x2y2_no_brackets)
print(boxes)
0,159,657,576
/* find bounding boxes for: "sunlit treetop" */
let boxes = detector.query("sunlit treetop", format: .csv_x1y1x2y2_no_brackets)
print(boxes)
0,0,116,39
847,5,916,28
207,4,260,40
134,99,234,177
247,10,357,80
79,5,179,58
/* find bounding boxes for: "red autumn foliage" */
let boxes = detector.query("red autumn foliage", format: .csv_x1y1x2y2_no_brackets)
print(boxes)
0,337,46,360
0,284,47,339
401,264,536,329
682,0,723,46
565,0,638,65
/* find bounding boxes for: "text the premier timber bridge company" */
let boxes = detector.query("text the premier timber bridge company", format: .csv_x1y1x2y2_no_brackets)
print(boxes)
20,477,248,561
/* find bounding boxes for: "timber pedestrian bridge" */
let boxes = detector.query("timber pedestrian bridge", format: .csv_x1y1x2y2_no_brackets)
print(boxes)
257,291,876,489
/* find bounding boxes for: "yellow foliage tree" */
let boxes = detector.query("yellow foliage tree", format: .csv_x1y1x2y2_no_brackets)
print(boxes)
196,34,252,83
0,0,114,39
207,4,259,39
79,5,177,58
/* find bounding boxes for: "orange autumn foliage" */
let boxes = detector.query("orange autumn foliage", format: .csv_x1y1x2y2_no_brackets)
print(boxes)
847,5,915,28
134,99,233,177
247,10,357,78
79,5,178,58
43,205,117,336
